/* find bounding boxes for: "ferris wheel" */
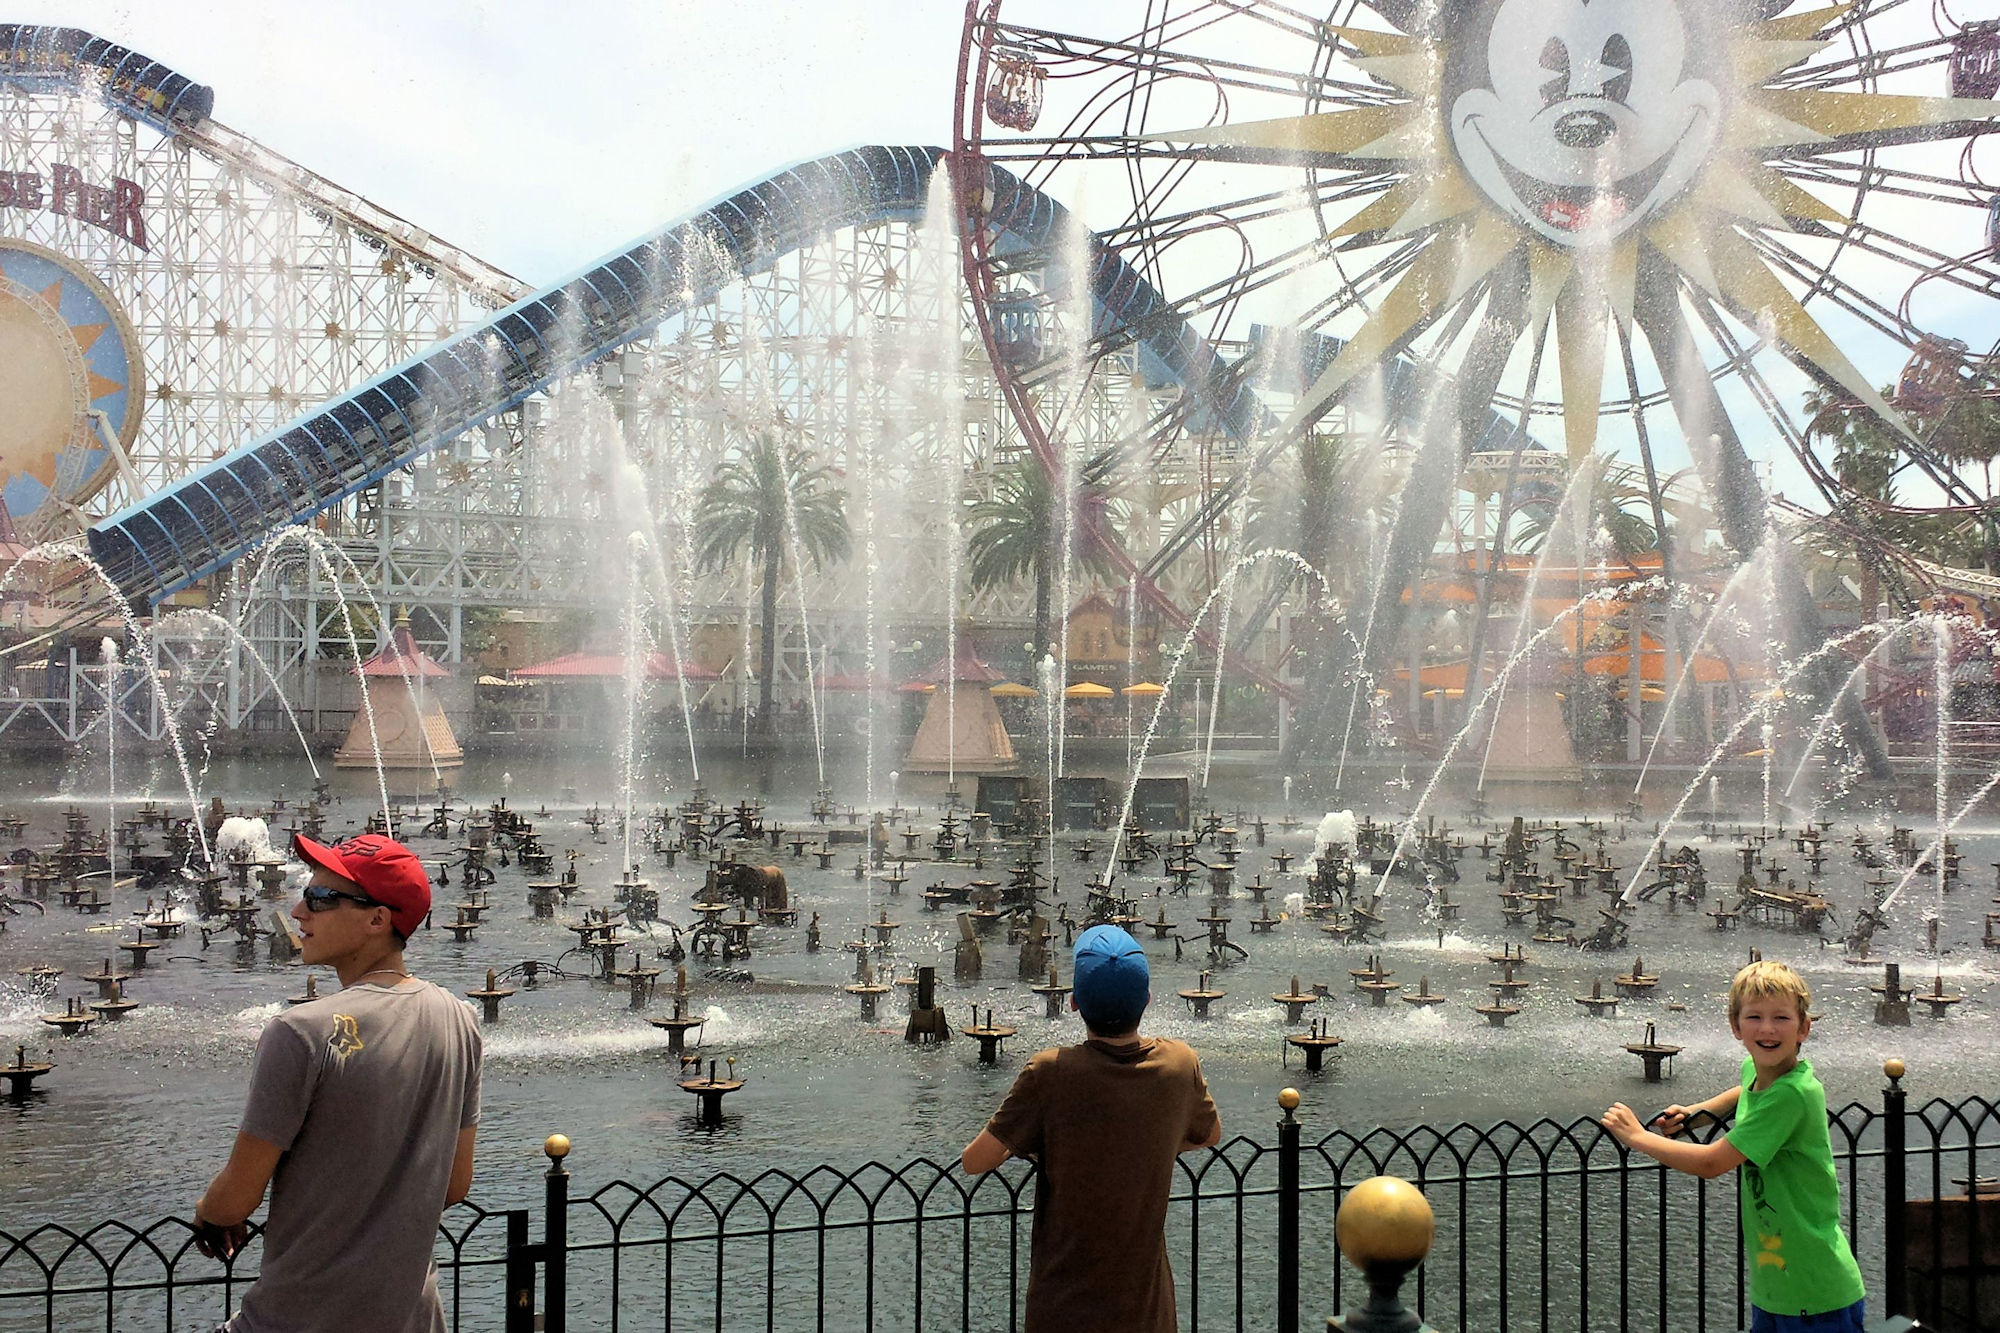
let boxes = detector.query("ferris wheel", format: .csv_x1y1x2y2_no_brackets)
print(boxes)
953,0,2000,645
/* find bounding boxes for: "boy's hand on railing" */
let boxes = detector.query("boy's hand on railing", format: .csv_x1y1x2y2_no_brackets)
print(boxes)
1651,1104,1694,1137
1600,1103,1646,1146
192,1215,248,1261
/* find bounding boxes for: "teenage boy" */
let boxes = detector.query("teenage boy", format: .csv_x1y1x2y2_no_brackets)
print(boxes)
962,924,1221,1333
1602,960,1865,1332
194,833,483,1333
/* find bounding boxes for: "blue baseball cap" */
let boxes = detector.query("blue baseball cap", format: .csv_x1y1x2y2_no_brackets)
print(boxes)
1072,925,1149,1033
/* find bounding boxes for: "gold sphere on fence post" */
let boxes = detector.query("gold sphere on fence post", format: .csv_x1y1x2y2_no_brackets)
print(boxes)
1337,1175,1434,1270
544,1133,572,1162
1330,1175,1438,1333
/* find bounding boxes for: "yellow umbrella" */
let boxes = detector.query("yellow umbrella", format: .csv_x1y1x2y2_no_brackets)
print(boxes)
990,681,1038,698
1064,682,1115,698
1615,685,1668,701
1121,681,1167,696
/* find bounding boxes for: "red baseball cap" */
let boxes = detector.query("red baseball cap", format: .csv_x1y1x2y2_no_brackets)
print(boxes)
293,833,432,938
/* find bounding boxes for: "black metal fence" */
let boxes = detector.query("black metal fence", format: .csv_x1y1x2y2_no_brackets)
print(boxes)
4,1067,1992,1333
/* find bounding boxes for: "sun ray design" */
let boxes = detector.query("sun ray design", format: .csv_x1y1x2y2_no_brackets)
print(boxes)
0,239,143,523
1280,211,1520,433
1139,0,2000,453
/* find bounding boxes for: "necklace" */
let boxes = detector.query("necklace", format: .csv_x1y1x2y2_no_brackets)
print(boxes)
352,967,413,986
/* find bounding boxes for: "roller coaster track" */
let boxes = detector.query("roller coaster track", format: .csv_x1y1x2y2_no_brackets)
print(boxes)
0,25,526,305
93,142,1452,615
87,146,983,603
36,22,1552,657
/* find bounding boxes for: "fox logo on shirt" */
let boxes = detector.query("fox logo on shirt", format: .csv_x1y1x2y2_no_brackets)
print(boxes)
327,1014,364,1063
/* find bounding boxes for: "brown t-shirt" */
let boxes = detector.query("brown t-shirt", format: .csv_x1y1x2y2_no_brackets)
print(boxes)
985,1035,1219,1333
227,980,482,1333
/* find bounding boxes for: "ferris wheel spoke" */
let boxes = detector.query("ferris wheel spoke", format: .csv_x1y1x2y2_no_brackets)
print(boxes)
1774,157,1986,209
1773,34,1963,89
1657,280,1847,550
1789,120,2000,156
984,19,1382,106
1093,170,1402,254
1089,230,1424,365
1290,239,1428,337
1770,216,2000,306
1694,274,1985,508
1746,233,1920,346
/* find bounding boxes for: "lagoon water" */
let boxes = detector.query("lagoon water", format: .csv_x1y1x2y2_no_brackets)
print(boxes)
3,753,1993,1228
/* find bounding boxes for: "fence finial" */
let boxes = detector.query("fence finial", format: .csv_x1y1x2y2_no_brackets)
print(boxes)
544,1133,571,1162
1882,1056,1905,1086
1330,1175,1437,1333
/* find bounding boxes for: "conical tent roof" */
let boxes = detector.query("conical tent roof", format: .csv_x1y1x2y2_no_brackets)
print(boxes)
905,678,1016,773
336,612,462,770
907,638,1008,687
510,650,717,681
356,614,451,679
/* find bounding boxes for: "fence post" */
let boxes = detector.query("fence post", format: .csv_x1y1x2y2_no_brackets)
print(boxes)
1279,1087,1301,1333
1882,1058,1907,1317
503,1209,534,1333
543,1133,571,1333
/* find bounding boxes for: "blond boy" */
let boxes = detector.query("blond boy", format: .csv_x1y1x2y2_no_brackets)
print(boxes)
1602,961,1866,1333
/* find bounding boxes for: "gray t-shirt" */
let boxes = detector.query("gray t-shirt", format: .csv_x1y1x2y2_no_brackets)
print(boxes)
227,979,482,1333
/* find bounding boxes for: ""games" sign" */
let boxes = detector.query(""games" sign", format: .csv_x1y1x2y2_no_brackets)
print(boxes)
0,163,147,250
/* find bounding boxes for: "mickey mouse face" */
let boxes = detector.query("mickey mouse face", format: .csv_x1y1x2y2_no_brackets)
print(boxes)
1449,0,1720,246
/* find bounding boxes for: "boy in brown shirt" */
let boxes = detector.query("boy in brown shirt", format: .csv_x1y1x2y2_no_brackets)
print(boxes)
194,834,482,1333
962,925,1221,1332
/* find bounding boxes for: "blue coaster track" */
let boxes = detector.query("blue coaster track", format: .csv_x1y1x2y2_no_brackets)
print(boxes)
82,132,1544,607
0,24,215,133
87,144,1278,605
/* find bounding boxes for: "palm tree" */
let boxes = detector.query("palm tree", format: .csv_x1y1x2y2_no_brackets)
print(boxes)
692,433,850,733
1510,455,1661,564
966,447,1122,672
1802,384,1907,613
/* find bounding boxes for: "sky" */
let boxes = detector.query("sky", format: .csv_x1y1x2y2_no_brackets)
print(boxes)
13,0,968,282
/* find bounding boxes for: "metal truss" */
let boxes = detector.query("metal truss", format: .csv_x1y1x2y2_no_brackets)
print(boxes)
3,84,1244,729
0,84,519,517
220,214,1227,722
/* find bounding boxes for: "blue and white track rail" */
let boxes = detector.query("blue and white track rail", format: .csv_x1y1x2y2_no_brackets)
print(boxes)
85,141,1543,607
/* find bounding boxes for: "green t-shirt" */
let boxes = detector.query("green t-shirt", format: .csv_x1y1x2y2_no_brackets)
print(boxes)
1725,1057,1866,1316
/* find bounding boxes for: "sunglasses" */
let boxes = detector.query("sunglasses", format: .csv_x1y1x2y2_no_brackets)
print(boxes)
302,884,382,913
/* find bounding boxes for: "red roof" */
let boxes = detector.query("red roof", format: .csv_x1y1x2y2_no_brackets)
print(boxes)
511,651,719,681
906,639,1008,687
356,623,452,678
815,671,893,692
